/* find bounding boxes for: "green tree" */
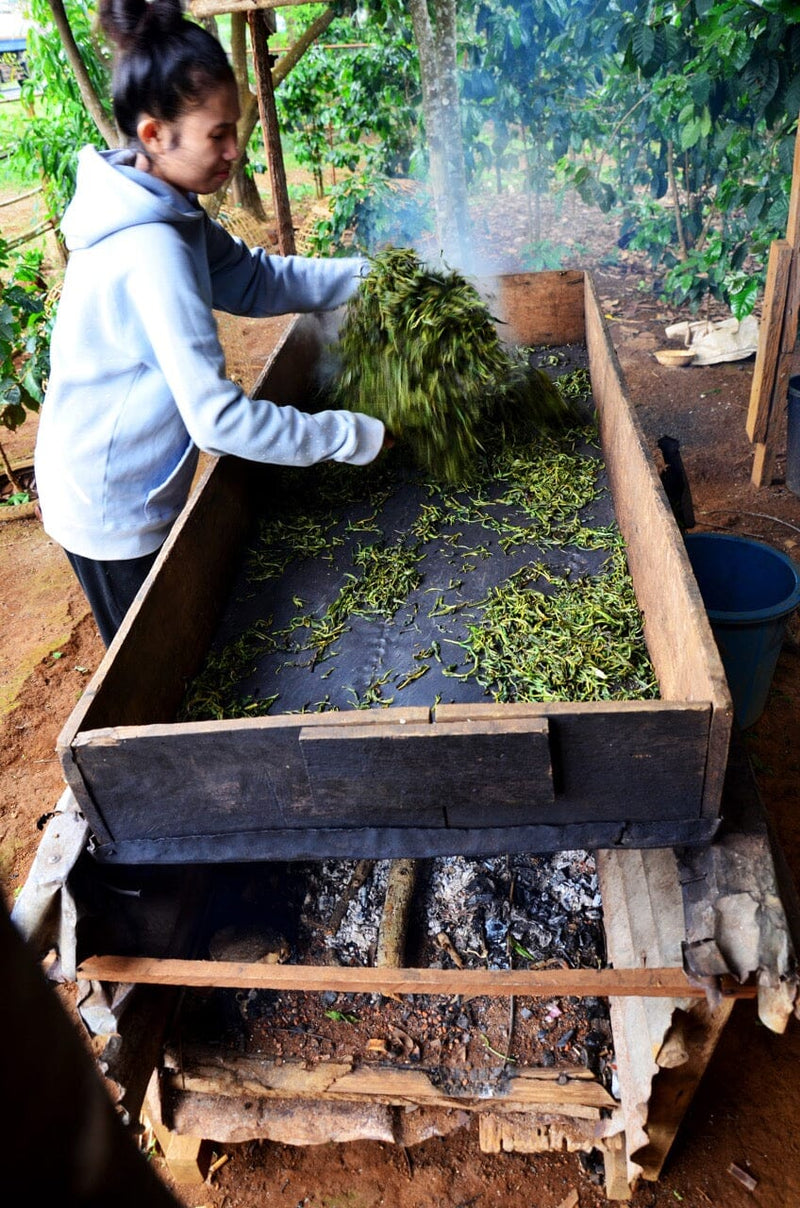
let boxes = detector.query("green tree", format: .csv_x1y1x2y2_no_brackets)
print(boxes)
0,238,53,492
275,12,420,197
560,0,800,313
20,0,114,224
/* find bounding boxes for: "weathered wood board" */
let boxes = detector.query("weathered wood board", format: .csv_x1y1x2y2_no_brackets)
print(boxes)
56,271,732,864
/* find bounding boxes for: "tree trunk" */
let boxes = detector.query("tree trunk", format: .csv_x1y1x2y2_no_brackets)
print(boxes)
205,7,335,227
249,10,295,254
407,0,471,267
227,13,267,222
43,0,119,149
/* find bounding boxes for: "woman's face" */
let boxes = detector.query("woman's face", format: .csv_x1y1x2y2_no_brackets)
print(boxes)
138,79,241,196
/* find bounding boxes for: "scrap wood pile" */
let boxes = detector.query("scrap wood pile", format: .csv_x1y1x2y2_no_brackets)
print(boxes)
329,245,581,483
180,852,615,1092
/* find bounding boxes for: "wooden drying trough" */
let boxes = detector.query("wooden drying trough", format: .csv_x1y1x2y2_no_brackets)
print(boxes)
56,270,732,865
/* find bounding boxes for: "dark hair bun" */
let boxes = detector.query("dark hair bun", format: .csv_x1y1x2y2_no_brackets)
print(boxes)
100,0,184,53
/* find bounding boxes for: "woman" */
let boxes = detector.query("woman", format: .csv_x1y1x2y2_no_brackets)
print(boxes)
34,0,387,646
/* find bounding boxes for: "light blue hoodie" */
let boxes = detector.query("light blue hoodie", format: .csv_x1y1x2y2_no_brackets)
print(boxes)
34,145,385,560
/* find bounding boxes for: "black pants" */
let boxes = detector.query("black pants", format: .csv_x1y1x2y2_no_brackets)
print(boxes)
66,549,160,647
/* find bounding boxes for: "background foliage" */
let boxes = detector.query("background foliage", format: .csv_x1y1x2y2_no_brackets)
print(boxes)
3,0,800,440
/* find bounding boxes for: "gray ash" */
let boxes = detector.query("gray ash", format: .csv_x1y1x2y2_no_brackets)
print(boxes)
420,851,604,970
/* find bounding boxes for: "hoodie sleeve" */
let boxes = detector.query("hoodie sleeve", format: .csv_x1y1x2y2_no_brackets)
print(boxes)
203,214,366,317
126,227,384,467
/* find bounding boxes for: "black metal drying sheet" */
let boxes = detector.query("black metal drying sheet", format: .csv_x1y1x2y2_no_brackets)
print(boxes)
203,430,618,716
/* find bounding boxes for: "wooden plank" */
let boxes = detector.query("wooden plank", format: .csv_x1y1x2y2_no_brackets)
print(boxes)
437,701,710,821
66,702,710,860
583,273,732,821
751,115,800,485
300,717,553,826
191,0,313,16
147,1118,208,1186
487,270,586,345
603,1137,632,1202
746,239,793,441
77,955,756,1000
786,111,800,249
597,848,689,1189
751,256,799,485
160,1048,616,1110
478,1111,610,1155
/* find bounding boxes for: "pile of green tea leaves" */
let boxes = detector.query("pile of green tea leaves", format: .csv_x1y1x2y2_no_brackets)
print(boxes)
179,364,658,723
328,246,580,483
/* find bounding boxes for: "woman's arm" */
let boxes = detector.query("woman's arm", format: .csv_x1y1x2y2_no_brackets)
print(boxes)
204,214,366,317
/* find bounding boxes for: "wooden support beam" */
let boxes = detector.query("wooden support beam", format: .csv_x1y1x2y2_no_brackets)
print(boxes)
191,0,313,17
77,954,757,1000
746,239,793,442
248,9,296,255
148,1119,208,1186
165,1051,616,1110
603,1136,632,1202
750,112,800,485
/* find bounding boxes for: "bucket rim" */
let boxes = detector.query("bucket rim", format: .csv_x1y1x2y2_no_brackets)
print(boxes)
684,530,800,624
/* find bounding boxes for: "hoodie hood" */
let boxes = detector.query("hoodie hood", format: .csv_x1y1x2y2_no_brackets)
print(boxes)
61,145,203,251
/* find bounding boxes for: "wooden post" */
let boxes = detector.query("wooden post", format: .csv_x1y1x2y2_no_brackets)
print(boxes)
749,113,800,485
248,9,296,256
746,239,793,442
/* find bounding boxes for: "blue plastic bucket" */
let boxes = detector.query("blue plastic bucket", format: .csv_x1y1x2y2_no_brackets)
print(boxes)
684,532,800,729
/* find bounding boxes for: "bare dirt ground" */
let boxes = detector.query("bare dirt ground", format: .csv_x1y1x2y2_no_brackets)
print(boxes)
1,183,799,1206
